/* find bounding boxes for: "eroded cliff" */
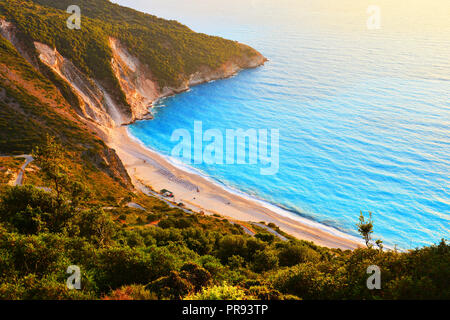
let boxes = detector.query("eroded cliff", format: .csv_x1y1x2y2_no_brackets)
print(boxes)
108,37,267,124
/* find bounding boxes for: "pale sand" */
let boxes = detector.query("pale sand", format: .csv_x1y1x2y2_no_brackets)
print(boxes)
106,126,363,250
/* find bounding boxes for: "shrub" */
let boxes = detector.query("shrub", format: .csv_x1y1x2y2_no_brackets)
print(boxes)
75,208,117,246
0,186,72,234
272,263,334,300
185,283,251,300
251,250,279,273
102,285,157,300
180,263,212,291
255,232,276,243
148,271,194,299
217,235,247,262
247,286,283,300
146,214,160,223
278,242,321,267
227,255,246,270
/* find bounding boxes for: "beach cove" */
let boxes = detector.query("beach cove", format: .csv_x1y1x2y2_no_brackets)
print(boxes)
106,126,362,250
117,0,450,250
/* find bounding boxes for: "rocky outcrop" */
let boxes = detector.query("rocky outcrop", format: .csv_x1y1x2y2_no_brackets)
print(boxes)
109,38,158,122
158,43,267,97
34,42,128,128
109,37,267,123
0,19,40,68
186,44,267,87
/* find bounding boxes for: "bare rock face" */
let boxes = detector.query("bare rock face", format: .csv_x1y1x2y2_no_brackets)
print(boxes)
109,38,158,122
0,19,40,68
109,37,266,123
34,42,128,128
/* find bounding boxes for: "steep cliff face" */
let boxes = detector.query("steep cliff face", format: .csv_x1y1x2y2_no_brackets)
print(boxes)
0,31,133,188
34,42,128,128
109,38,158,122
0,18,128,129
109,37,267,121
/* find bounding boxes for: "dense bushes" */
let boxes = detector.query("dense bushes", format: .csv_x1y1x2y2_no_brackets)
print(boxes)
277,242,321,267
0,186,72,234
272,262,337,300
185,283,249,300
102,285,156,300
0,183,449,300
0,141,448,300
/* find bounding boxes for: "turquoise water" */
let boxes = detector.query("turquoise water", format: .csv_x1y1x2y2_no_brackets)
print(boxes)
123,0,450,248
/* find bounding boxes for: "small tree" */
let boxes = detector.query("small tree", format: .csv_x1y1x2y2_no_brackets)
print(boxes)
32,135,89,207
32,135,69,200
375,239,384,252
357,211,374,248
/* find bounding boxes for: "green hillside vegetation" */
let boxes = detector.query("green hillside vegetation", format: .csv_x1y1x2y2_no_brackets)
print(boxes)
0,32,88,153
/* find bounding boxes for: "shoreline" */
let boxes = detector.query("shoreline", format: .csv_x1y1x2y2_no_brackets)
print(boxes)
105,126,363,250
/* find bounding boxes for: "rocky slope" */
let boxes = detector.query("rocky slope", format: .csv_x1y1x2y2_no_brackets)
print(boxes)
34,41,127,128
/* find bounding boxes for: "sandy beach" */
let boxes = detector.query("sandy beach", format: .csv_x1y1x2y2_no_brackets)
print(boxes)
106,126,363,250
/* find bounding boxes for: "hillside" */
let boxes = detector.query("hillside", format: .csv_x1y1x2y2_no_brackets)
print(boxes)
0,30,132,201
0,137,448,300
0,0,448,301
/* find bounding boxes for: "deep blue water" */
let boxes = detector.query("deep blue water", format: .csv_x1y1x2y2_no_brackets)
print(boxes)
124,0,450,248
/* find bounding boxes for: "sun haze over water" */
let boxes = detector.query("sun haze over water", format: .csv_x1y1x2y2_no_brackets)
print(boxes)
113,0,450,33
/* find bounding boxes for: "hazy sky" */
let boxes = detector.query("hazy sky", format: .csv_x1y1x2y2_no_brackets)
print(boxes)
111,0,450,36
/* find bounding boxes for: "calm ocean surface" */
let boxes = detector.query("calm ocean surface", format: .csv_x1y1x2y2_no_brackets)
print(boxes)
121,0,450,248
